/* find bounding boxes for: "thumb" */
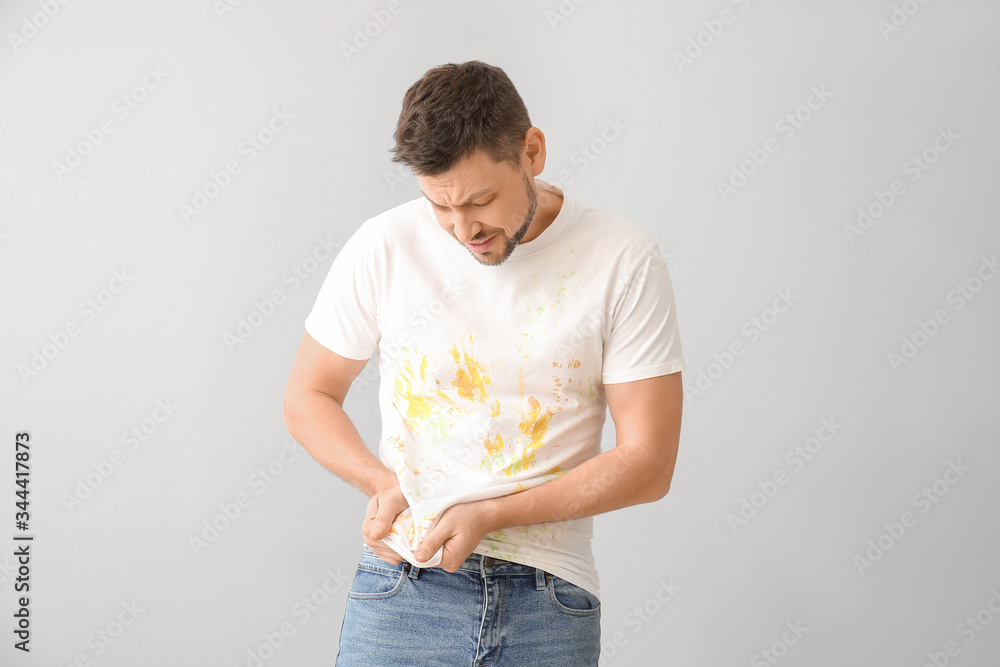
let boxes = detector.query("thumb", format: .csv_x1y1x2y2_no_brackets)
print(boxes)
414,526,444,563
368,497,404,540
367,497,390,539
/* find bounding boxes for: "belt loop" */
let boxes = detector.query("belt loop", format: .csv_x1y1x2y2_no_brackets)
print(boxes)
406,562,420,580
535,567,546,591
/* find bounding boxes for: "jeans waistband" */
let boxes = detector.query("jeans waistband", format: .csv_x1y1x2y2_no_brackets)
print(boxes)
406,551,549,590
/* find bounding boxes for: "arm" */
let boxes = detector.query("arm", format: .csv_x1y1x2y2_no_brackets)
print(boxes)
283,331,394,494
413,371,683,569
283,331,408,560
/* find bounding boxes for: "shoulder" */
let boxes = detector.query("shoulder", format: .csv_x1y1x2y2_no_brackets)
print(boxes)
343,195,433,256
564,195,662,268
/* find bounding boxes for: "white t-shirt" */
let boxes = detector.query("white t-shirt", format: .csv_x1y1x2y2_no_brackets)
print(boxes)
305,180,685,599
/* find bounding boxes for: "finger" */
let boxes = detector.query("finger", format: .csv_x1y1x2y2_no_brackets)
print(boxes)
364,494,388,538
364,537,404,565
364,495,379,522
414,528,445,563
439,544,457,573
369,492,408,539
368,503,394,540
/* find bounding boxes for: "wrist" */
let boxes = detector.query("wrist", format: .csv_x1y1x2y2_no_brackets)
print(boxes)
368,467,399,497
478,496,507,534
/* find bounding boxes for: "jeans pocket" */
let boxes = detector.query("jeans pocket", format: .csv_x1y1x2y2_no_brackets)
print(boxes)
348,552,407,600
546,574,601,617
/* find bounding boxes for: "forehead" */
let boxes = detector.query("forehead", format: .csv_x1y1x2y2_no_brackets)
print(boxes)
416,150,519,205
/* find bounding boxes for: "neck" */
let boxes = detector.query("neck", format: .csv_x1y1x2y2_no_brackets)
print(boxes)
523,183,563,244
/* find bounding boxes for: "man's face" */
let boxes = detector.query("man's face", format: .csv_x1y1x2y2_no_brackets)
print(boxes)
417,150,539,266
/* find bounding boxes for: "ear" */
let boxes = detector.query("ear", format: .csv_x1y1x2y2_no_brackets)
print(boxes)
522,127,547,177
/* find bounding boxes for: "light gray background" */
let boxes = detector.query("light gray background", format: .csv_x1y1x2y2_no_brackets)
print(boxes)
2,1,999,665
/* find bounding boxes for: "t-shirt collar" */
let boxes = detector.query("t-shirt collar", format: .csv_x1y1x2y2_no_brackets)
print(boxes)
508,178,571,260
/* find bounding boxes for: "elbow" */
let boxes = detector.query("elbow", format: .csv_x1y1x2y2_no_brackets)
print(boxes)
644,478,672,503
641,464,674,503
282,390,301,439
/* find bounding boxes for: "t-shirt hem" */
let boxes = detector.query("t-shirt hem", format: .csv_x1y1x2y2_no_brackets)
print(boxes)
602,359,686,385
472,547,601,601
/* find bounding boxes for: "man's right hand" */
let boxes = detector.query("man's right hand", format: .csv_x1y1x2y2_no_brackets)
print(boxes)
361,483,410,565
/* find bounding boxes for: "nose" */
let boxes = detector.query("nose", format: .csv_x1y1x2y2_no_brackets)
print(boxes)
448,208,483,244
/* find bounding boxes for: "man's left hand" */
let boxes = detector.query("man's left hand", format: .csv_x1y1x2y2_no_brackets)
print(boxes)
414,500,497,572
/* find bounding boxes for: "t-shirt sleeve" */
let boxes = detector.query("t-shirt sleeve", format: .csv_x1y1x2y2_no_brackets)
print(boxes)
602,243,686,384
303,226,381,361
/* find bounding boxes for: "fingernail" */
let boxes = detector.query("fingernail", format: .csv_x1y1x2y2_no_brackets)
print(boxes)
415,551,426,560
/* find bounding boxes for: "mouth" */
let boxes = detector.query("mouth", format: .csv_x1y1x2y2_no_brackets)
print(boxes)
467,235,496,253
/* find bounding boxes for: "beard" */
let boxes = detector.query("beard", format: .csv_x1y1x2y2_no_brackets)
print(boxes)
467,171,538,267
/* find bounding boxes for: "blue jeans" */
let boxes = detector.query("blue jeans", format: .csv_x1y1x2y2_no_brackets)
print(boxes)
336,545,601,666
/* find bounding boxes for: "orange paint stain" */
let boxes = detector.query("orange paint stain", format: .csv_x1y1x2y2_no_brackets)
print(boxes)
503,396,555,476
450,335,492,403
484,434,504,456
393,354,457,430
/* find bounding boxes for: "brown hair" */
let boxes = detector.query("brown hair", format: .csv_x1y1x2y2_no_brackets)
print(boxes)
391,61,532,176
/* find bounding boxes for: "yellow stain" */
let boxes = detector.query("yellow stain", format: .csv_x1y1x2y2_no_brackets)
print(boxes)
393,353,458,428
484,433,505,456
394,357,432,420
491,400,501,418
503,396,554,476
451,334,492,403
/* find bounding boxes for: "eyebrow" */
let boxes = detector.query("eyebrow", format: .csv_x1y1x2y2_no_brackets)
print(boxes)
420,188,495,208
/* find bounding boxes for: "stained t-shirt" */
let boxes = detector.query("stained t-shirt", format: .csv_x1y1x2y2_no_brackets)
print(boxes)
304,180,685,599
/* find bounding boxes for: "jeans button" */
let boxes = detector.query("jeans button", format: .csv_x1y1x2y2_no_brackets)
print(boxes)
484,557,496,568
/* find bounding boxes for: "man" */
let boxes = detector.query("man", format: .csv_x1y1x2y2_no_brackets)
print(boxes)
283,60,685,665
